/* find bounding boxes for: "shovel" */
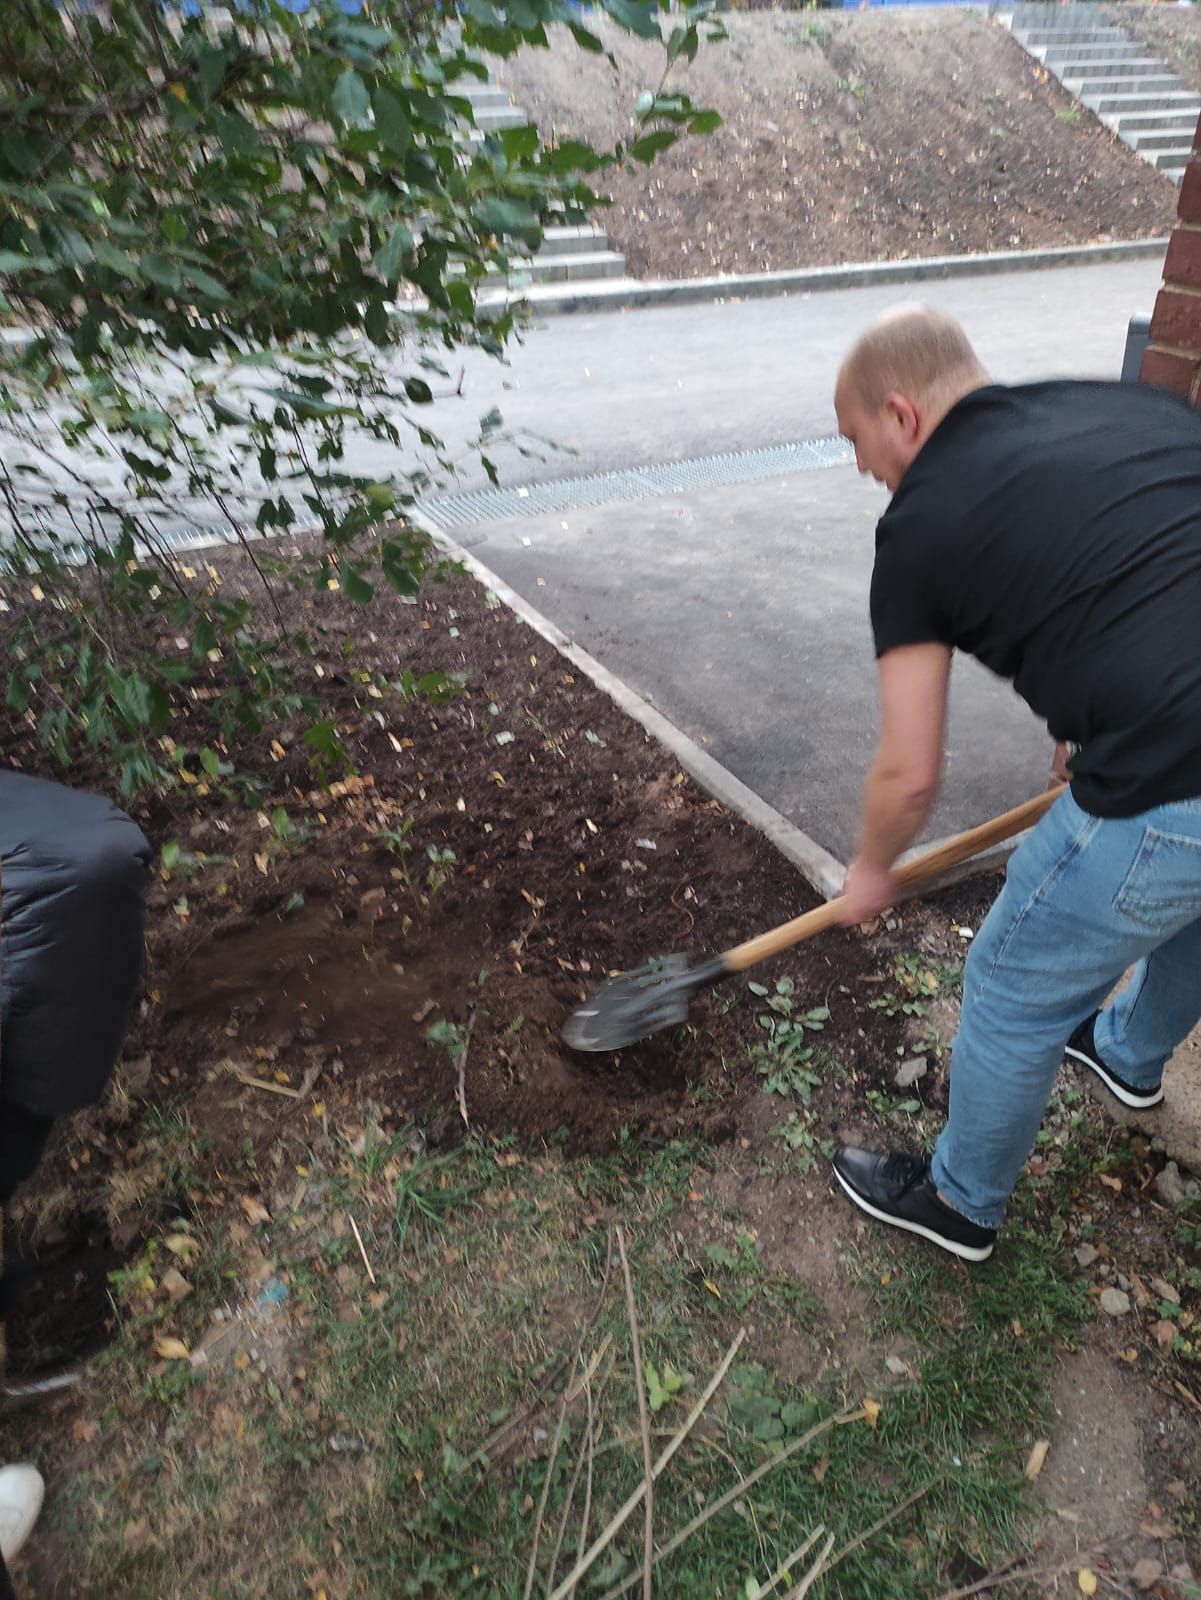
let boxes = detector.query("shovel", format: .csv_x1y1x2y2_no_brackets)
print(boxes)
561,786,1060,1052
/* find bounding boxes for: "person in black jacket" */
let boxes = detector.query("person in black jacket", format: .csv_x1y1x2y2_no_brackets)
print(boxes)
827,304,1201,1263
1,771,151,1572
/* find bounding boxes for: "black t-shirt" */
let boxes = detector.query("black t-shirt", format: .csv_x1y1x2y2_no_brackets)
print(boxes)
870,379,1201,817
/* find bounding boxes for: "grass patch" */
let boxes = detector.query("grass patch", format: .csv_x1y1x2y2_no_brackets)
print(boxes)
11,1108,1104,1600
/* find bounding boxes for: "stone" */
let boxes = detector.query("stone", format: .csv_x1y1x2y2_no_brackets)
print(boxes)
894,1056,928,1089
1074,1244,1099,1269
1099,1288,1131,1317
1156,1161,1189,1207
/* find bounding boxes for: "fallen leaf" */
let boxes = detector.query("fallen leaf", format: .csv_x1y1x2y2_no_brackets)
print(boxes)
812,1452,829,1483
1131,1558,1162,1591
861,1397,881,1429
1025,1439,1051,1479
1153,1319,1177,1352
241,1195,271,1226
164,1233,200,1259
1098,1174,1122,1192
160,1267,193,1303
1078,1570,1098,1595
154,1336,191,1362
1139,1517,1177,1539
71,1418,100,1445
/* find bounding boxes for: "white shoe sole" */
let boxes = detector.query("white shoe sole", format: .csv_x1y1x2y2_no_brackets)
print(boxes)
831,1163,995,1262
1065,1044,1165,1110
0,1463,44,1564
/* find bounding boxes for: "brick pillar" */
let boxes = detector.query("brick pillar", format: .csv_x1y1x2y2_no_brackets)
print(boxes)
1140,112,1201,404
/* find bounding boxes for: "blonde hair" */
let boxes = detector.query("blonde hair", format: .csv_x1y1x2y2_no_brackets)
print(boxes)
838,305,989,413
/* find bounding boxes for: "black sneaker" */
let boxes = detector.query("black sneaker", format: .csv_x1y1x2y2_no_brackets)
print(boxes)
1064,1012,1164,1110
831,1148,996,1262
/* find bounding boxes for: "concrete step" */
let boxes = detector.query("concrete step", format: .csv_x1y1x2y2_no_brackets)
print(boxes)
1163,166,1188,182
470,105,529,130
539,225,615,258
486,250,628,286
454,84,515,110
1040,43,1156,63
1083,90,1201,116
1066,75,1185,98
1122,125,1201,151
1052,59,1170,80
1152,146,1197,170
1015,28,1131,47
1106,106,1201,135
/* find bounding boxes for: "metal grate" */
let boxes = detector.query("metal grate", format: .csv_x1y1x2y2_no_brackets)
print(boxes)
418,434,854,529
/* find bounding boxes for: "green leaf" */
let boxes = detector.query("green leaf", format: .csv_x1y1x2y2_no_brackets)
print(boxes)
568,22,605,53
500,123,539,161
332,68,371,125
161,841,182,872
688,110,723,134
341,566,375,604
629,129,677,164
472,197,542,249
372,223,412,282
605,0,662,40
373,87,411,155
403,377,433,405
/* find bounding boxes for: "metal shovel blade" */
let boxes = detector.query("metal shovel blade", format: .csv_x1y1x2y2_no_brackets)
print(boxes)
561,954,727,1052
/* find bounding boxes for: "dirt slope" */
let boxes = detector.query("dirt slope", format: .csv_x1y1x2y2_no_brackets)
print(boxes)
493,10,1177,280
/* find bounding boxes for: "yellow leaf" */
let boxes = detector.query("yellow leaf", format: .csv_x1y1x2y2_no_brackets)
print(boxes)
1098,1174,1122,1192
702,1277,722,1299
1078,1569,1098,1595
167,81,187,101
155,1336,191,1362
164,1233,200,1259
861,1397,881,1429
1024,1439,1050,1479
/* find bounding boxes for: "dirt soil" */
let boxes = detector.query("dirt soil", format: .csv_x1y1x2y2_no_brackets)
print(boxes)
492,10,1177,280
0,548,952,1374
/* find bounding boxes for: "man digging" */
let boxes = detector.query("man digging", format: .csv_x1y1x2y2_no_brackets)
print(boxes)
830,305,1201,1263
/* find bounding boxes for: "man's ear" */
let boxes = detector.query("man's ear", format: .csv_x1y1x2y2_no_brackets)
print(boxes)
882,389,921,443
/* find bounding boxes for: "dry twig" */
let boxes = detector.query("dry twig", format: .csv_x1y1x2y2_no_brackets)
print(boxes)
600,1400,868,1600
548,1327,748,1600
455,1009,477,1130
784,1530,837,1600
616,1226,654,1600
347,1211,376,1285
524,1370,574,1600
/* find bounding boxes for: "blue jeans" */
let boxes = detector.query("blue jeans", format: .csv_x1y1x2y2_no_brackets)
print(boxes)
931,789,1201,1229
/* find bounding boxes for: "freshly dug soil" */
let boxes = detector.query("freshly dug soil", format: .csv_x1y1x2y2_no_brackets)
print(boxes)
493,10,1177,279
0,547,990,1372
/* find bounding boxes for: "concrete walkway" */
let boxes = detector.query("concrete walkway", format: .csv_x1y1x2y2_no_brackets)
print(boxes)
421,255,1167,860
412,255,1166,490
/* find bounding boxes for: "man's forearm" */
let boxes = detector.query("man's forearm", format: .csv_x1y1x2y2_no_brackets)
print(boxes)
854,759,939,870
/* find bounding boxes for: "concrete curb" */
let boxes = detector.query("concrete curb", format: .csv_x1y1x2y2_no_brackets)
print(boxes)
486,236,1169,318
412,509,849,901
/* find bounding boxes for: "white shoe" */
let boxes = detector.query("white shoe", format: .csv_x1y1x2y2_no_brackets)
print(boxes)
0,1464,44,1563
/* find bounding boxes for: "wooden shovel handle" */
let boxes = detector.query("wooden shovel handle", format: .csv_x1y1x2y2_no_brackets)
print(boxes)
721,786,1061,974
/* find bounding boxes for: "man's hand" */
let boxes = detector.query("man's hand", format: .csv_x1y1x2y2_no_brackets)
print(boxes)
838,855,898,926
1049,740,1072,789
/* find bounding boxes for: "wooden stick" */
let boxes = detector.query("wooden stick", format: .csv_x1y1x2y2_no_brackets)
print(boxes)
783,1530,836,1600
235,1071,303,1099
616,1227,654,1600
599,1403,868,1600
455,1010,477,1130
524,1371,573,1600
721,789,1058,972
935,1555,1055,1600
548,1328,747,1600
753,1527,827,1600
347,1212,376,1285
819,1480,936,1577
